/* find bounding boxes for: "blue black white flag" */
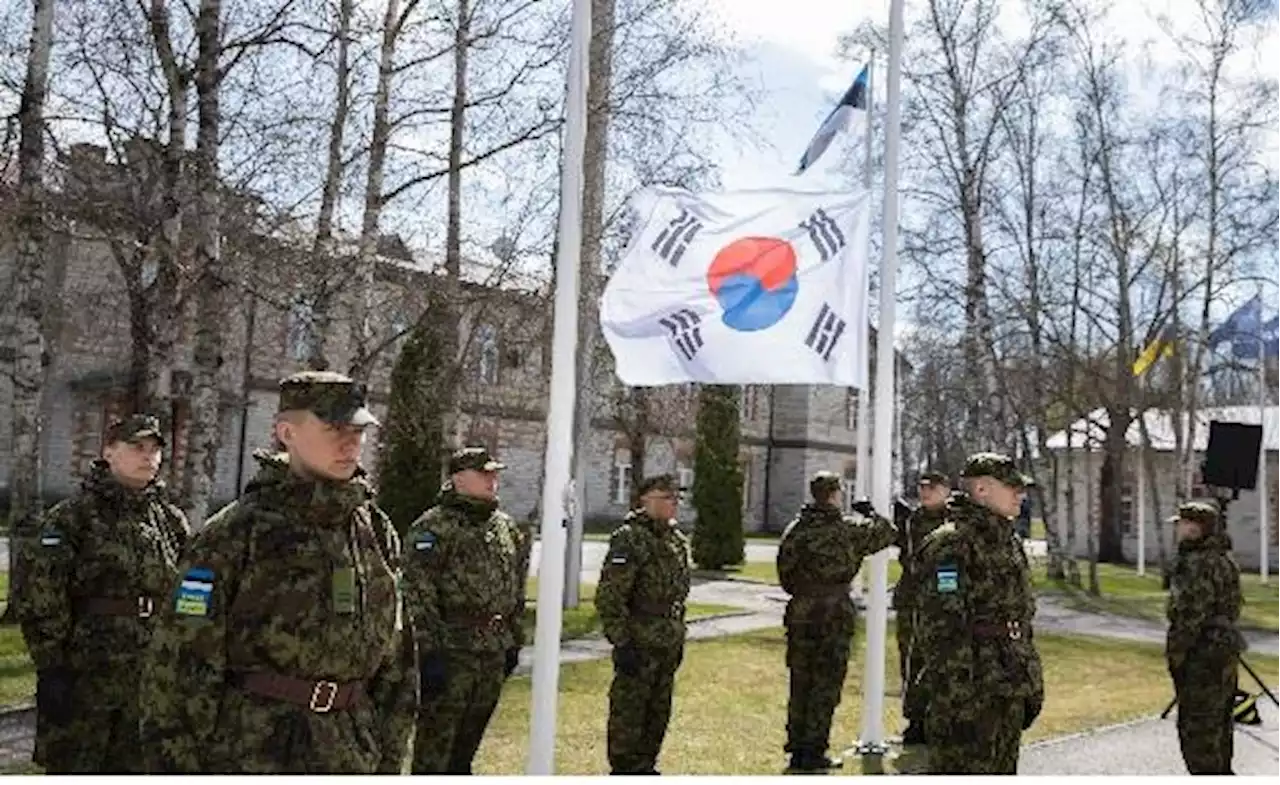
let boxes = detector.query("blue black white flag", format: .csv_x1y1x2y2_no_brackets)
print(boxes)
795,64,869,175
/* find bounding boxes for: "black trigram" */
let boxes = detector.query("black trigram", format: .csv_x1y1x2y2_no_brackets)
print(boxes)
799,208,846,263
652,208,702,267
804,303,846,362
658,309,704,361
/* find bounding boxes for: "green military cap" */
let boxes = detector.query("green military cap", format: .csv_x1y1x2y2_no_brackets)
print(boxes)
960,452,1032,488
918,470,950,486
448,446,506,474
105,414,166,447
278,370,378,427
809,470,843,497
1176,501,1221,527
636,473,680,496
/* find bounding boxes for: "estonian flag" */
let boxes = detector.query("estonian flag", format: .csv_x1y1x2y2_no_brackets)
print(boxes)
795,64,869,175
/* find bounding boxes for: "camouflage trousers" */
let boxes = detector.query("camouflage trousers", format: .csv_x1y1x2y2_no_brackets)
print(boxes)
36,668,144,773
607,645,683,774
413,650,506,774
784,626,852,756
925,697,1025,774
894,608,929,723
1172,652,1237,774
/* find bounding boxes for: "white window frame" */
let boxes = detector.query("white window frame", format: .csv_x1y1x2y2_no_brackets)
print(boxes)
476,323,499,384
677,466,694,505
613,462,633,505
287,295,319,362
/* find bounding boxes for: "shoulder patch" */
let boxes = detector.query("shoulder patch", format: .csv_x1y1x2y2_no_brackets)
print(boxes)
413,531,438,553
39,528,63,547
175,566,215,616
935,562,959,593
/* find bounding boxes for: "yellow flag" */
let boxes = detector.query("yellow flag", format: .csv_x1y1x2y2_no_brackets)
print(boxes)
1132,329,1175,376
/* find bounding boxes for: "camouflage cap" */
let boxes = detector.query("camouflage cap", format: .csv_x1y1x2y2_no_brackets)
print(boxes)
810,470,843,498
278,371,378,427
104,414,166,447
960,452,1032,488
918,470,950,486
637,473,680,496
1176,501,1221,527
448,446,506,474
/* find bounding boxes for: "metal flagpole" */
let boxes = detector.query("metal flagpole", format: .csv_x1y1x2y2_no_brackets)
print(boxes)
858,0,904,758
527,0,591,773
852,51,874,602
1259,284,1269,585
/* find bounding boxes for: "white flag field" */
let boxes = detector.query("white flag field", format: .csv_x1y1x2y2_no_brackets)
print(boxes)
599,185,871,387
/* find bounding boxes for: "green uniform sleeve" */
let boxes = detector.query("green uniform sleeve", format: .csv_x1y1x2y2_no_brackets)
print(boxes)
13,501,79,670
139,504,245,773
776,521,802,595
403,511,447,654
914,533,973,723
596,527,639,647
365,506,418,774
852,513,897,558
1166,554,1216,667
510,521,534,648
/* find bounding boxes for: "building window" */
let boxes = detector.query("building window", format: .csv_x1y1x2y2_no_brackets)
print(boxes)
475,323,499,384
845,389,858,430
611,461,633,506
677,466,695,506
287,295,319,362
741,458,753,511
1120,483,1134,536
741,386,759,420
844,467,857,512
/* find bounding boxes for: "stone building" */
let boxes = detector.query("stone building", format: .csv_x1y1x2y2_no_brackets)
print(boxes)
1042,406,1279,572
1,148,904,531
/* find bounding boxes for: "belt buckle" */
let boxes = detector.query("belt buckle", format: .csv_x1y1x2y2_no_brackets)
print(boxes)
310,681,339,713
138,596,154,618
1007,621,1022,641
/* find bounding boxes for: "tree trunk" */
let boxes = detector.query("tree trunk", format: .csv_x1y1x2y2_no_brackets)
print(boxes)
438,0,469,446
350,0,401,380
310,0,355,371
1098,410,1128,564
181,0,225,527
4,0,57,602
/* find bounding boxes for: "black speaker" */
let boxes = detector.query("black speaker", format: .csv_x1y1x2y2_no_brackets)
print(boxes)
1202,421,1264,491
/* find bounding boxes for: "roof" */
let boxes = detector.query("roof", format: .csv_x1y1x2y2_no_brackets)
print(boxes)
1044,406,1279,453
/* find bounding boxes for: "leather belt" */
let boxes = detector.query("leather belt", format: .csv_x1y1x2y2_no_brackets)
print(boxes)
972,620,1024,641
633,601,684,618
792,584,851,597
83,596,155,618
448,612,505,628
235,671,365,713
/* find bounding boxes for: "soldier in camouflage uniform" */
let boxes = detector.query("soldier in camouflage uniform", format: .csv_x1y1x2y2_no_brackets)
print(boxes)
776,471,896,772
10,414,190,773
892,470,950,745
1166,501,1244,775
597,474,692,775
139,372,417,773
404,446,532,774
914,453,1044,774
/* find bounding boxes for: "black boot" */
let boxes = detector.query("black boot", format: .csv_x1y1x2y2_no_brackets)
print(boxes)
789,751,842,772
901,722,927,745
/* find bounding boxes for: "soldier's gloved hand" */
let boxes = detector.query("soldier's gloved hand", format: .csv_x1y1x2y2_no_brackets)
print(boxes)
613,644,642,677
1022,694,1043,730
893,498,912,524
36,666,75,725
504,647,520,678
419,653,448,697
850,498,876,517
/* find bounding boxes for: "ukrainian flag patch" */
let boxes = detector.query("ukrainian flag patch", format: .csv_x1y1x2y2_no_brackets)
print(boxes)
175,567,215,617
936,563,959,593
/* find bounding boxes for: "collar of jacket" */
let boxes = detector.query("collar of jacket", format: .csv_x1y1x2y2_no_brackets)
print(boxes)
245,449,370,522
1179,530,1233,554
440,486,499,522
948,492,1011,544
83,458,164,507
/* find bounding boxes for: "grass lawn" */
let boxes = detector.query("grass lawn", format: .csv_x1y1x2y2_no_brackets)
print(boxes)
522,580,742,643
473,622,1280,775
0,572,35,708
1035,560,1280,633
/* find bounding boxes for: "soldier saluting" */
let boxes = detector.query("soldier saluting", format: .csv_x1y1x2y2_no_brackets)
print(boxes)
404,446,532,774
776,471,896,772
11,414,190,773
914,452,1044,774
1166,501,1244,775
139,372,417,773
596,474,692,776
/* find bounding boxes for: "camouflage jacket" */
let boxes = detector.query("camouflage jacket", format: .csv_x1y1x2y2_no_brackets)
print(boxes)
138,452,417,774
915,493,1044,712
596,510,691,650
10,459,190,672
777,503,896,632
1166,531,1244,668
892,505,946,611
402,486,532,654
